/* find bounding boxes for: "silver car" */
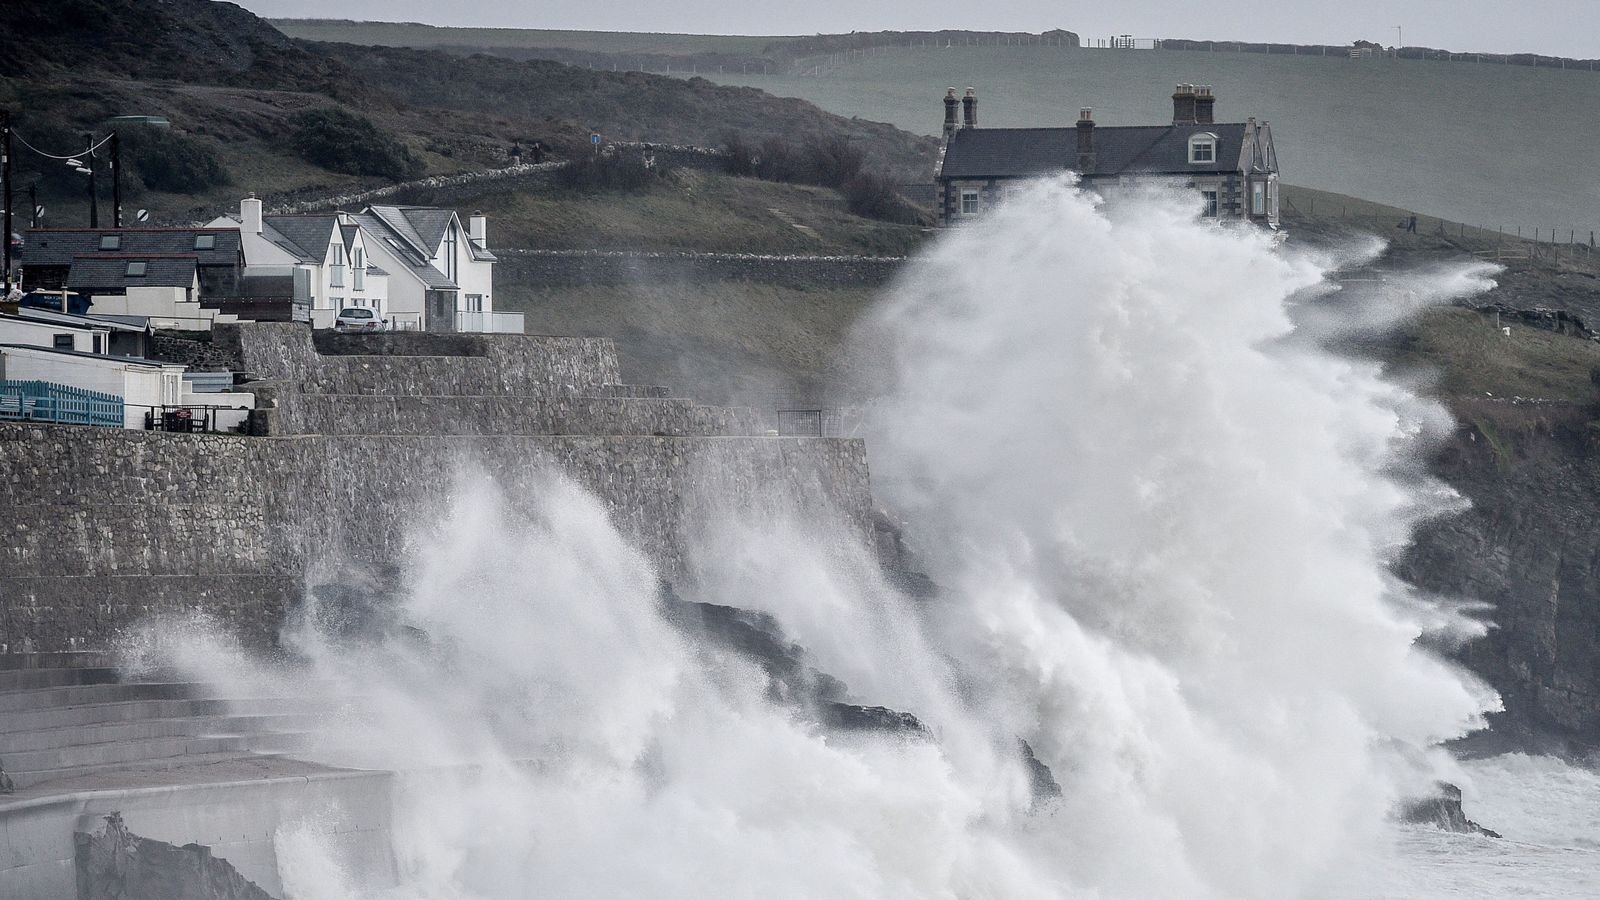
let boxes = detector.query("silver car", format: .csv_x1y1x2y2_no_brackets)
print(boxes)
334,307,386,332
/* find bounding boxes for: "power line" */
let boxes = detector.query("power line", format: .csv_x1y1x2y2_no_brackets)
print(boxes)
11,130,113,161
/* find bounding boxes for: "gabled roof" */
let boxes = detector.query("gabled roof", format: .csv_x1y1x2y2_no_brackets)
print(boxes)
393,207,455,253
351,211,459,290
339,224,359,252
941,122,1253,180
67,255,198,292
467,239,497,263
21,228,240,268
260,215,338,263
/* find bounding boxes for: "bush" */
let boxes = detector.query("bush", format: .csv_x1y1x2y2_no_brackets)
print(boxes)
844,172,924,225
288,107,422,181
119,126,230,193
556,150,661,193
723,133,922,224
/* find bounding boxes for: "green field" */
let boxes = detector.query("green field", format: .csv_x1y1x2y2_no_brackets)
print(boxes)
271,20,782,56
273,21,1600,235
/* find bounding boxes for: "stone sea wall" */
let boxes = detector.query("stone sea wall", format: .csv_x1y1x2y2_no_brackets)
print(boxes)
0,322,872,652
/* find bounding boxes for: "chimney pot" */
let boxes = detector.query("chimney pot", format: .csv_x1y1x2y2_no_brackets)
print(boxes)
240,196,262,235
943,87,960,136
1172,84,1199,125
962,87,978,128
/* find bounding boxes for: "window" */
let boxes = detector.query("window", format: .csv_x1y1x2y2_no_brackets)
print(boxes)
1251,181,1267,215
93,334,105,354
125,261,147,277
353,247,365,291
1201,190,1219,218
53,334,74,350
1188,134,1217,164
465,293,484,313
443,228,458,284
99,235,121,250
193,234,215,250
960,190,980,215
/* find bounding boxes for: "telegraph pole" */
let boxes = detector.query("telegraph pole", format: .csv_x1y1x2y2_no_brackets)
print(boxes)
84,132,98,228
28,184,37,228
3,109,12,291
110,131,122,228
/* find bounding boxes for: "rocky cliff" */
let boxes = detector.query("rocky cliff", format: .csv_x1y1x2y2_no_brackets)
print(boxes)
1402,400,1600,744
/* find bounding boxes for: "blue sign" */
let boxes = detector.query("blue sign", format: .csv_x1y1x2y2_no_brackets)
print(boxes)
590,133,602,145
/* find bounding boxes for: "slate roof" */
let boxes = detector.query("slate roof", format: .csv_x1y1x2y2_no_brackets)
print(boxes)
260,215,337,263
21,228,240,269
67,254,198,292
941,122,1250,180
351,212,459,290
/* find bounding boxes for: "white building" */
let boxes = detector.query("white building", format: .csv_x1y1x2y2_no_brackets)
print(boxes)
0,311,112,355
209,199,390,330
210,198,512,333
0,344,185,429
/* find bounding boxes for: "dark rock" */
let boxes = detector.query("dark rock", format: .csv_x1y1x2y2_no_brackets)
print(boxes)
821,703,928,736
1398,782,1501,838
75,812,279,900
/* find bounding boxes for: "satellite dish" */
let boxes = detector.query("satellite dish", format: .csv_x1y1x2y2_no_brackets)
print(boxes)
136,209,149,222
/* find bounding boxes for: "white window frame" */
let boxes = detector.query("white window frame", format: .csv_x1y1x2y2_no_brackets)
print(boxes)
960,190,981,215
352,247,365,291
1201,190,1219,218
1189,134,1218,165
1251,181,1267,215
465,293,484,313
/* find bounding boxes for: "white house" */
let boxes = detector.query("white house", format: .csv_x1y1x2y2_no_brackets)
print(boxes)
0,344,185,429
0,311,112,355
211,198,511,333
208,199,390,330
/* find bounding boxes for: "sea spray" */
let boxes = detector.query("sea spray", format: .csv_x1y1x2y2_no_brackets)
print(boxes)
152,178,1505,899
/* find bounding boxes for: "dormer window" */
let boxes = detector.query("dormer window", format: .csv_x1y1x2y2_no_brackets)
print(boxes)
1188,134,1217,164
99,235,121,250
194,234,215,250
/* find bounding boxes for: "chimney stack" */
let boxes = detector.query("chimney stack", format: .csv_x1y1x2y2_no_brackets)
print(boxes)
943,88,960,139
1194,85,1216,124
1076,108,1096,172
469,211,487,248
962,87,978,128
1172,83,1198,125
241,195,262,235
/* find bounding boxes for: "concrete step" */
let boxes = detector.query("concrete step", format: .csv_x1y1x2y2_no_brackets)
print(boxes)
2,734,251,774
0,681,206,715
0,666,122,693
6,749,287,792
0,712,319,753
0,652,116,672
1,697,331,734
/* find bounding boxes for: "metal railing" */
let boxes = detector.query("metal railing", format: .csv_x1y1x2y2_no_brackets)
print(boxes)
139,403,252,434
455,311,525,334
0,381,124,428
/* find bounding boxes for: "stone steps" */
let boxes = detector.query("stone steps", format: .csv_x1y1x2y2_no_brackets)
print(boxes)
5,749,291,792
0,713,320,753
2,696,322,733
0,681,206,714
0,665,122,692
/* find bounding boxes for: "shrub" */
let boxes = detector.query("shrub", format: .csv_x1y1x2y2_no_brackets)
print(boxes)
287,107,422,181
556,150,661,193
723,133,923,224
844,171,925,225
118,126,230,193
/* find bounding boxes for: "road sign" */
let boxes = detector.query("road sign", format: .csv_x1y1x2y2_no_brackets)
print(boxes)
590,133,602,145
136,209,149,222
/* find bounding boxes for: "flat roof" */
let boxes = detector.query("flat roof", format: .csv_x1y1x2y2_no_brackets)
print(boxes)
0,343,180,369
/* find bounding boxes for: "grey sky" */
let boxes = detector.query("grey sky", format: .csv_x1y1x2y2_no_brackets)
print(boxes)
240,1,1595,58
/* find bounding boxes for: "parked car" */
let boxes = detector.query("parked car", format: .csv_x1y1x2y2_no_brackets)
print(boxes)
334,307,387,332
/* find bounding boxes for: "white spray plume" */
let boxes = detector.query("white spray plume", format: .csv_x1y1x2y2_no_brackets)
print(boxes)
155,178,1503,899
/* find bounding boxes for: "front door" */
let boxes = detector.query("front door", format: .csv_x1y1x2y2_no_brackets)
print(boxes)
425,290,457,333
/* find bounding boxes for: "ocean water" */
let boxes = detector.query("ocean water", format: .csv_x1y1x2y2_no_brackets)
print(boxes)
141,178,1599,898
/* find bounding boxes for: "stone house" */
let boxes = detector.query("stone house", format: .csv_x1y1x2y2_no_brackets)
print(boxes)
935,85,1280,227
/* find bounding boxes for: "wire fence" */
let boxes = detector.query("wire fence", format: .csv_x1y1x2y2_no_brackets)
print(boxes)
1280,195,1600,263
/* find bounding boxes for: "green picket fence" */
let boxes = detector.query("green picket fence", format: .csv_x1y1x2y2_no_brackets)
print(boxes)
0,380,124,428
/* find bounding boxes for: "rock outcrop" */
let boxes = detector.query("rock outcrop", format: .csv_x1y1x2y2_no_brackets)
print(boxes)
75,813,278,900
1397,783,1501,838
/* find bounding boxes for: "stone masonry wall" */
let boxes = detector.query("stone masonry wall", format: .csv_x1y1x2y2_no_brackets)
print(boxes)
0,424,872,652
0,324,867,652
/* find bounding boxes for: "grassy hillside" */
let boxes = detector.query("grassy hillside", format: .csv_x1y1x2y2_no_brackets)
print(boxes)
266,23,1600,232
0,0,936,227
451,170,924,256
701,46,1600,233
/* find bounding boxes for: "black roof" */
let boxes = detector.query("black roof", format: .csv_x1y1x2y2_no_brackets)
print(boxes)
261,215,338,263
21,228,240,268
67,255,198,291
941,122,1250,179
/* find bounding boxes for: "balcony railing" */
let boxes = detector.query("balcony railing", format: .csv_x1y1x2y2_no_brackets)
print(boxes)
454,311,525,334
0,380,124,428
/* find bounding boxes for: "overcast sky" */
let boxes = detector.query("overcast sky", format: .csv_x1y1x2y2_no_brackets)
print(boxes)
240,0,1594,58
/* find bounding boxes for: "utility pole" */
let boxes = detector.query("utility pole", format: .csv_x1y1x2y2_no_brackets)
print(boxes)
110,131,122,228
1395,26,1403,50
84,133,98,228
28,183,37,228
2,109,11,291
